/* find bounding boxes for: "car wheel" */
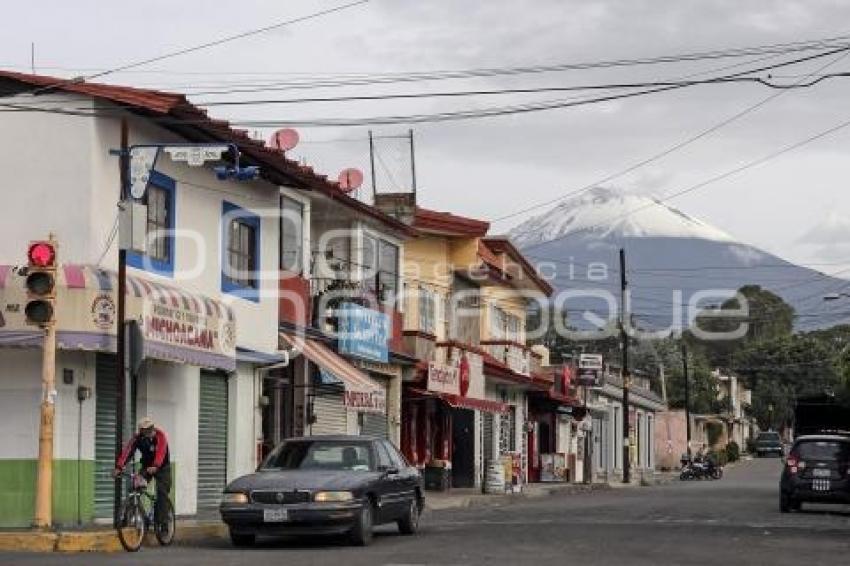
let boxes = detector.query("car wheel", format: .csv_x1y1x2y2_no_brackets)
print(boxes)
780,493,792,513
230,531,256,547
397,497,421,535
350,502,374,546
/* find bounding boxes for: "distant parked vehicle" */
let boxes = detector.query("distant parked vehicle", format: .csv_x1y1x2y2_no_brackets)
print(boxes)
220,435,424,547
755,432,784,458
780,435,850,512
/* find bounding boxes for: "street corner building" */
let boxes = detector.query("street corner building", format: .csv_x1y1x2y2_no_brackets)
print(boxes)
0,70,412,528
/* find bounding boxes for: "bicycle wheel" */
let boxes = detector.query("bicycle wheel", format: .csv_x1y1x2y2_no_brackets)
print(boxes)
117,496,146,552
154,496,176,546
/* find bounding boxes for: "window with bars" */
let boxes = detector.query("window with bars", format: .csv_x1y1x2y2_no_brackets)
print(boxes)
362,234,399,305
222,202,260,300
418,287,436,334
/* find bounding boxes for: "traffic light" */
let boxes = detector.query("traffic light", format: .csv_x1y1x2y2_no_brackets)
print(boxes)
25,239,57,326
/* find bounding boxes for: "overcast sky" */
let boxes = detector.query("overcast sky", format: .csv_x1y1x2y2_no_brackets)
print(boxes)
5,0,850,274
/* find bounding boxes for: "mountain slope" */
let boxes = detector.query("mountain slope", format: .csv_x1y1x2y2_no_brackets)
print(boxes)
509,187,850,330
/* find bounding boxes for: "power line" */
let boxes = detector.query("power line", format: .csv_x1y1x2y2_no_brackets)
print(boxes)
497,47,850,227
28,1,371,93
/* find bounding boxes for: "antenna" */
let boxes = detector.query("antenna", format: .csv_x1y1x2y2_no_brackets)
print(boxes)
338,168,364,194
267,128,300,153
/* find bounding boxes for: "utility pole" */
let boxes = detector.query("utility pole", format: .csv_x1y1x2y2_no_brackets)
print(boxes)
682,341,692,457
368,130,376,200
114,119,129,525
620,248,631,484
32,236,58,529
408,129,417,196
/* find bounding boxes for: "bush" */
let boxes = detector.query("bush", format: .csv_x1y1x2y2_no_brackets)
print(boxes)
708,449,728,466
745,437,756,454
726,441,740,463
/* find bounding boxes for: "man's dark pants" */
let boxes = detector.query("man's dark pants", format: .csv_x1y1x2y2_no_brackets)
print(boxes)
152,465,172,525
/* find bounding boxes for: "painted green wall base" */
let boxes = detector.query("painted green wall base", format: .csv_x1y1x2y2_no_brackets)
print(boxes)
0,459,94,528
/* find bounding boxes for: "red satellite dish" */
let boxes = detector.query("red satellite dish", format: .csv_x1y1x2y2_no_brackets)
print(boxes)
267,128,299,152
337,168,364,193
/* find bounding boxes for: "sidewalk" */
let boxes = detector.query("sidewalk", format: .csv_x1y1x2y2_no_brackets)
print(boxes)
426,481,613,511
0,519,228,554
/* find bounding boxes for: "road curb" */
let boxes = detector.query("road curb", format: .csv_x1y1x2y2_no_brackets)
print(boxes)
0,522,229,553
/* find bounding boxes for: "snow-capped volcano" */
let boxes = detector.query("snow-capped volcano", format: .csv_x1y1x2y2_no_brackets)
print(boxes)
508,187,849,331
510,186,734,248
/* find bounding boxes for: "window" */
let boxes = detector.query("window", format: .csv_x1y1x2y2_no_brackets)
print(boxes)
418,287,436,334
222,201,260,301
375,441,394,470
280,196,304,274
383,440,408,468
127,171,175,276
362,234,399,304
262,440,373,471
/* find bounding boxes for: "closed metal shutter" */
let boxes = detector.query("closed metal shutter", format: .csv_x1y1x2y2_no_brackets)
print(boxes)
198,372,228,510
311,391,347,435
360,412,388,439
482,413,494,463
95,354,133,518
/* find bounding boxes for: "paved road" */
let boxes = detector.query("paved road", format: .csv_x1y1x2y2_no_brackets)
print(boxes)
4,458,849,565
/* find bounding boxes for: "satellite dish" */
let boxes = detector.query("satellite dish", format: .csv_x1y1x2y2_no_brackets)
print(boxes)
337,168,364,193
267,128,300,152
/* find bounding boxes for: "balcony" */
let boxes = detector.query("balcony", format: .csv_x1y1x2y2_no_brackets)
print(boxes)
479,340,537,377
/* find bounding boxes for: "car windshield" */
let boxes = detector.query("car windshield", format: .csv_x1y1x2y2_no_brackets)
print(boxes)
261,440,374,472
757,433,781,442
794,440,850,461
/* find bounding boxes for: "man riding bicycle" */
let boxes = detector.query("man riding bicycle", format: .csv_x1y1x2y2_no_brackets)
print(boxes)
114,417,172,531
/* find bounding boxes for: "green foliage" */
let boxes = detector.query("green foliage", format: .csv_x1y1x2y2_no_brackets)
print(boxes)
745,437,757,454
709,449,728,466
706,422,724,447
726,441,740,463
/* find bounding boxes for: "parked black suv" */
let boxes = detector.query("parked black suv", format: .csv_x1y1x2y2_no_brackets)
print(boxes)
755,431,784,457
780,435,850,512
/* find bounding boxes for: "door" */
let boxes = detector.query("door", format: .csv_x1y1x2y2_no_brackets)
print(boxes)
94,354,134,519
451,408,475,488
361,412,389,439
374,440,405,521
197,372,228,510
310,390,347,435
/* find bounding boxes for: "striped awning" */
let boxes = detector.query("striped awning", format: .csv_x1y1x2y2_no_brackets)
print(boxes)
408,387,508,414
0,264,236,371
280,332,386,414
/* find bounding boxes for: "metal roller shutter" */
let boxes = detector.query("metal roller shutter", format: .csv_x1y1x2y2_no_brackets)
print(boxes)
197,372,228,510
482,413,494,463
310,391,347,435
94,354,134,519
360,412,388,439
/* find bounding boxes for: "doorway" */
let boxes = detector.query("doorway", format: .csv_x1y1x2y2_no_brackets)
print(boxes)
451,408,475,488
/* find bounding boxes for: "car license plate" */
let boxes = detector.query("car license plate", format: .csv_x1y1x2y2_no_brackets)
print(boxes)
812,479,831,492
813,468,831,478
263,508,289,523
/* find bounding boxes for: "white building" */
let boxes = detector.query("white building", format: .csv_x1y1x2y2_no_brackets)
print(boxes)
0,70,387,526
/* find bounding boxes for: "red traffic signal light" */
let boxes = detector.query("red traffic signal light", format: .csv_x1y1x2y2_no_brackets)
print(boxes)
28,242,56,268
25,238,57,326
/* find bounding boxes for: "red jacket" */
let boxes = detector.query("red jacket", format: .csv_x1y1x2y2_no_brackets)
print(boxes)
116,428,170,470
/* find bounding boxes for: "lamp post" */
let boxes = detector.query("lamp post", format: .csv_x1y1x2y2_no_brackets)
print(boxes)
110,140,259,524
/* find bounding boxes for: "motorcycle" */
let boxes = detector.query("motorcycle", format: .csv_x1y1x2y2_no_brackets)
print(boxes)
679,454,723,480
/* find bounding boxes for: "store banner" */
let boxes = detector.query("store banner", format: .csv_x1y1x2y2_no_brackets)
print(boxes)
427,361,460,396
337,302,389,363
343,389,387,413
142,300,236,366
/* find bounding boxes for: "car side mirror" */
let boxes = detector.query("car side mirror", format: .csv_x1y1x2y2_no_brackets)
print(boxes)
380,465,399,476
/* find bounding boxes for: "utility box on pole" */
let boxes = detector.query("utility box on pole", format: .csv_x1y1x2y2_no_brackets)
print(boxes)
118,200,148,255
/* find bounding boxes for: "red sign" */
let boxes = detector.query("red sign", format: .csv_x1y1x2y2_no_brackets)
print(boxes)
458,355,470,397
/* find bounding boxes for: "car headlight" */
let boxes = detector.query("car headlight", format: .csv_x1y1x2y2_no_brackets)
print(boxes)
314,491,354,503
221,492,249,504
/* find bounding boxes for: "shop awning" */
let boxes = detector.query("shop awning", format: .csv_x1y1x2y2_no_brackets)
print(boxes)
408,387,508,414
280,332,386,414
0,264,236,371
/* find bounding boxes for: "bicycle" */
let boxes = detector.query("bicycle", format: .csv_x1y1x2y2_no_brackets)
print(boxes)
115,470,176,552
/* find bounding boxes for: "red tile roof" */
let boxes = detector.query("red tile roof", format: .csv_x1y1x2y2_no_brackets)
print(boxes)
480,237,554,296
413,207,490,237
0,70,415,236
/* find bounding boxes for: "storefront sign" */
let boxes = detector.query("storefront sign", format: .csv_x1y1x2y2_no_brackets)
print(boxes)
427,362,460,396
337,303,389,363
343,389,387,413
142,301,236,360
577,354,604,387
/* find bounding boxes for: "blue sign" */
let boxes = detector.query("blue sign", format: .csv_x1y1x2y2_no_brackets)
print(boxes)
337,303,390,363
